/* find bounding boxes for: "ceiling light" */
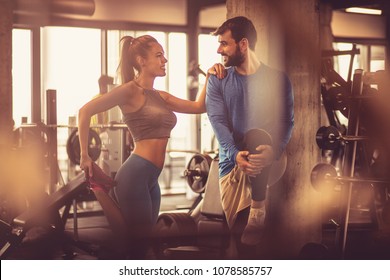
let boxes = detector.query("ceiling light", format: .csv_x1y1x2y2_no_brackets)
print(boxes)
345,7,382,15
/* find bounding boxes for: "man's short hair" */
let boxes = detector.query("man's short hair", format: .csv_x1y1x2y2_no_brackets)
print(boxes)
212,16,257,51
98,75,114,87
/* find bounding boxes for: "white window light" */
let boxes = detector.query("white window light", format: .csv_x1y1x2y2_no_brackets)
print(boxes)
345,7,382,15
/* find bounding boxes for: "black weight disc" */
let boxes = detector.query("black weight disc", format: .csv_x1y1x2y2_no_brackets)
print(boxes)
66,128,102,165
184,154,212,193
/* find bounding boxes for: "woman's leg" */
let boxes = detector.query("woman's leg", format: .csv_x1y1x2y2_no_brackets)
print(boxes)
149,178,161,226
114,154,162,257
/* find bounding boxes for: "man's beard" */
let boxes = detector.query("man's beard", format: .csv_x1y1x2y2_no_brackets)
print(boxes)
223,46,245,67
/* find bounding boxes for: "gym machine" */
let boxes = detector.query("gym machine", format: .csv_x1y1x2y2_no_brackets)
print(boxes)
320,45,360,166
308,69,390,259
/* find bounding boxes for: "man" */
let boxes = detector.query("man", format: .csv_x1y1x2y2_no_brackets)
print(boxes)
91,74,114,127
206,16,294,246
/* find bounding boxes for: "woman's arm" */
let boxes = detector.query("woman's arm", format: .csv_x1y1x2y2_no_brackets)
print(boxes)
160,63,226,114
78,82,137,176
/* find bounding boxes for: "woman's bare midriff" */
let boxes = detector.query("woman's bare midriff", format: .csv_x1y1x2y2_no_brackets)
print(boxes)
132,138,169,169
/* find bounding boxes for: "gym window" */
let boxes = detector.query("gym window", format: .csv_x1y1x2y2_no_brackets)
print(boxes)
41,26,101,182
333,42,386,81
12,29,32,127
331,42,386,126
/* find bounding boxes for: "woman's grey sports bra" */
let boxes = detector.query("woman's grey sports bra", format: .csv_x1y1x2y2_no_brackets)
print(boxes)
123,89,177,142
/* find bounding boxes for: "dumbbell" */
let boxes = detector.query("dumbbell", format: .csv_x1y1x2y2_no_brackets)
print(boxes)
310,163,389,192
316,125,369,150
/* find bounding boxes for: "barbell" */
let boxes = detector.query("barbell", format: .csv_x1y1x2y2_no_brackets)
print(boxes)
15,122,129,165
310,163,389,192
18,121,128,130
316,125,369,150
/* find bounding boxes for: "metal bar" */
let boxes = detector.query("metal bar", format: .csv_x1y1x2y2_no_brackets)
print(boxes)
335,176,389,185
46,89,58,194
31,27,41,124
72,199,79,241
342,135,369,141
18,122,128,129
340,69,364,259
327,134,369,142
321,48,360,57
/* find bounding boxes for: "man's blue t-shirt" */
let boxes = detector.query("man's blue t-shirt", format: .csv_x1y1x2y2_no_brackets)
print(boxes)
206,64,294,177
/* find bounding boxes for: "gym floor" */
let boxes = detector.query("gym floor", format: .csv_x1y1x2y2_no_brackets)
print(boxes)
3,192,390,260
4,192,195,260
2,161,390,261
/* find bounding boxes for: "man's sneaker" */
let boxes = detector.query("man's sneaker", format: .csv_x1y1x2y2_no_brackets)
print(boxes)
240,207,265,245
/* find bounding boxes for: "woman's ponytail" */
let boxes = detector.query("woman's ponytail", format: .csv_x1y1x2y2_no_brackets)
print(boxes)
118,36,135,84
117,35,159,84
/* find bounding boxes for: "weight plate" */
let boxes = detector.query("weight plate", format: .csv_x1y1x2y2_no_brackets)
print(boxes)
316,125,342,150
184,154,212,193
310,163,337,191
66,128,102,165
327,86,349,112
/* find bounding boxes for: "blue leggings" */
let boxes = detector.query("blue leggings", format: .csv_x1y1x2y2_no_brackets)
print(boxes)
114,153,162,239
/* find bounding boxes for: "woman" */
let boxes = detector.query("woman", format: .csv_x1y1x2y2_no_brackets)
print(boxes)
78,35,224,258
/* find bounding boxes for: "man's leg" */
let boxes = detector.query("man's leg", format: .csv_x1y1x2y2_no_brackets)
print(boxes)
241,129,272,245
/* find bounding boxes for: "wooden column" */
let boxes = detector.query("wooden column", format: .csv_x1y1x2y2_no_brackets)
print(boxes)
383,1,390,71
187,0,201,151
0,0,13,148
227,0,322,258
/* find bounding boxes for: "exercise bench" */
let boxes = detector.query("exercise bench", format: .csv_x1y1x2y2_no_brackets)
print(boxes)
0,172,88,259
